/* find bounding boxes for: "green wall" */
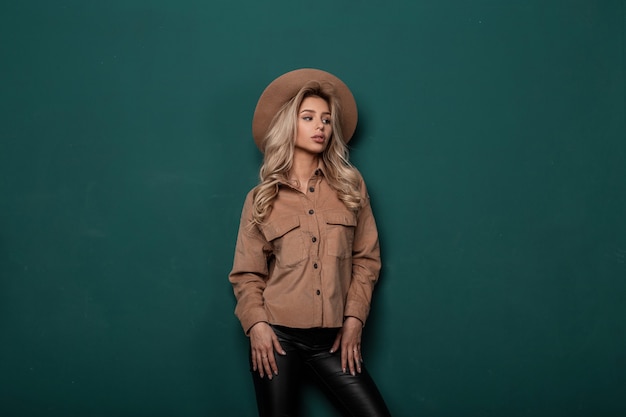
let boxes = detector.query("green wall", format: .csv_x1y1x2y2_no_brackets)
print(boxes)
1,1,625,416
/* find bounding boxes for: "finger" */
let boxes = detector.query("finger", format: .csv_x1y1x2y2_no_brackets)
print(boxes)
251,350,258,372
330,331,342,354
268,335,285,376
353,346,362,373
266,351,279,377
273,336,286,356
258,352,272,379
348,347,357,376
262,353,274,380
255,355,265,378
256,352,265,378
340,343,348,373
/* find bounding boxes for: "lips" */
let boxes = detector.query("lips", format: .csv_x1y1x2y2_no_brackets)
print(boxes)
311,134,325,143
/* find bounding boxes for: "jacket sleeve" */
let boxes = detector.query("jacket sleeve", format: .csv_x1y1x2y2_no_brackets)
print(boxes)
228,191,271,334
343,177,382,325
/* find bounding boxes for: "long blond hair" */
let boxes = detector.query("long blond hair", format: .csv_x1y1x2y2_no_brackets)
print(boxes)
251,81,362,225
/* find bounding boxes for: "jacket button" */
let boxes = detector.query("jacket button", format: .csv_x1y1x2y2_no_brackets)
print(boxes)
312,237,317,243
308,209,314,215
316,289,321,295
313,263,318,269
309,187,315,192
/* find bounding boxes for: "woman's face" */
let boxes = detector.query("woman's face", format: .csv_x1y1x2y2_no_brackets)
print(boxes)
294,96,332,156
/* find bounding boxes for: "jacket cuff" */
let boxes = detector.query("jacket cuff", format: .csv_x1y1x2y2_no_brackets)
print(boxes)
344,316,364,327
343,304,369,327
239,309,269,335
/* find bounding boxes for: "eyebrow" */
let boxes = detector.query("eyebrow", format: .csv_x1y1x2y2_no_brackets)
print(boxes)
299,109,331,115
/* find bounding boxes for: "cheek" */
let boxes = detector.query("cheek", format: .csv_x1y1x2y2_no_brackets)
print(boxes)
296,122,306,137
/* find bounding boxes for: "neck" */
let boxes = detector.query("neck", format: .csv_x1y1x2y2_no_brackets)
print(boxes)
290,150,321,186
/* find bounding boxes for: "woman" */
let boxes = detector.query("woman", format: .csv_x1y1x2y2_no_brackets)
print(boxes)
229,68,390,417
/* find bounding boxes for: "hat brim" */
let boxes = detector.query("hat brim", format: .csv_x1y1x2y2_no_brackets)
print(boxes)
252,68,358,152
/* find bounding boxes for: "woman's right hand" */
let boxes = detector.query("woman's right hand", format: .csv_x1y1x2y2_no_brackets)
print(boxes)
249,322,286,379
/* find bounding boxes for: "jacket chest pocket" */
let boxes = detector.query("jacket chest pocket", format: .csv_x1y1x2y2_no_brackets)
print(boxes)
261,216,306,268
324,210,357,259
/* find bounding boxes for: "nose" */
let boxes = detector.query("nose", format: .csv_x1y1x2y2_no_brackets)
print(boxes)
316,119,324,130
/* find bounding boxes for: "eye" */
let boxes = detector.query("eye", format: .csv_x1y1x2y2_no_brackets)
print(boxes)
322,118,331,124
302,116,313,121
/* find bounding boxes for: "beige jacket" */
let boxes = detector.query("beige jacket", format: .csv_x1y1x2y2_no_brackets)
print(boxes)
229,166,381,334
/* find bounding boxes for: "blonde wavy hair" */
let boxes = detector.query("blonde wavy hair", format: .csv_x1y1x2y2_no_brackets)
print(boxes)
251,81,362,225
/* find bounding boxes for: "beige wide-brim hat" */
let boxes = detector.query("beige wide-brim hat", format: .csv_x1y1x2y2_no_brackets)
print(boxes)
252,68,358,152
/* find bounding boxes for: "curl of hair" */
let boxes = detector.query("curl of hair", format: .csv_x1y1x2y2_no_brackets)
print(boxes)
251,81,362,225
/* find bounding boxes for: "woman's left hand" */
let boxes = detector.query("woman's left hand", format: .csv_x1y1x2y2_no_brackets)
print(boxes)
330,316,363,376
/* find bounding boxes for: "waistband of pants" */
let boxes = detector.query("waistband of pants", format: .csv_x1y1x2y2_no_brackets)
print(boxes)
271,325,340,349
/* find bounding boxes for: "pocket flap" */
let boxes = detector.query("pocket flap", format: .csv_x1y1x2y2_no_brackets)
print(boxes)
260,216,301,241
325,210,357,227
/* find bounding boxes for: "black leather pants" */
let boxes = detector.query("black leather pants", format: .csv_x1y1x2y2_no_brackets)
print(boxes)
251,325,391,417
